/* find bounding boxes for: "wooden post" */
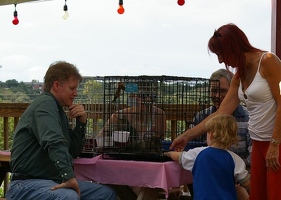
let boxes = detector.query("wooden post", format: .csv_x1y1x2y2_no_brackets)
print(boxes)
271,0,281,58
3,117,9,150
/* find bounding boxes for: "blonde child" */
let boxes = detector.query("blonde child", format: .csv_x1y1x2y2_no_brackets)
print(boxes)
165,114,250,200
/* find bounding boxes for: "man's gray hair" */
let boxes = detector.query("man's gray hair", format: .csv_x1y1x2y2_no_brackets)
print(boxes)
210,68,234,84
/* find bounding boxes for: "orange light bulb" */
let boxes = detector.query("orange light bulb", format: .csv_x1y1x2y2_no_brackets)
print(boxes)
117,5,125,14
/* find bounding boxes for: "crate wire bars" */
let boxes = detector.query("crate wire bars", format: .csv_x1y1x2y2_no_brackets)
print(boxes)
96,76,218,161
76,76,219,160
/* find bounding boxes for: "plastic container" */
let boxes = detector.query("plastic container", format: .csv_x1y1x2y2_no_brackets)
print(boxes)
113,131,130,143
96,136,113,147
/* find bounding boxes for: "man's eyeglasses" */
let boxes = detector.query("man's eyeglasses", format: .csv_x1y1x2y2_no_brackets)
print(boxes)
211,89,228,95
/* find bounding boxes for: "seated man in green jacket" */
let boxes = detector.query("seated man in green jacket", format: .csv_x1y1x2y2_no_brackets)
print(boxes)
6,61,117,200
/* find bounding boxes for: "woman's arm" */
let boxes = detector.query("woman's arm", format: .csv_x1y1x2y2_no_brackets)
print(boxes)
97,113,119,137
260,53,281,170
154,108,166,138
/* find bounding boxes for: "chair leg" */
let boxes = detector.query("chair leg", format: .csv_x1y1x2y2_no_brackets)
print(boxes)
187,184,193,198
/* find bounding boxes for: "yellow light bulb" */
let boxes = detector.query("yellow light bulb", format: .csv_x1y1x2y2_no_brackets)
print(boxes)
62,11,69,20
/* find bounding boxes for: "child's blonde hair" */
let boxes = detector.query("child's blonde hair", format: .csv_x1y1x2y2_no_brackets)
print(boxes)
205,114,238,149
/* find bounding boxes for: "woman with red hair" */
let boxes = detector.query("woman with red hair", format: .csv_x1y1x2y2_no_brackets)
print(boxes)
170,23,281,200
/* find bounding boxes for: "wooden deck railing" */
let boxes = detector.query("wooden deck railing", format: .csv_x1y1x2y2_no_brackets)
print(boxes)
0,102,207,150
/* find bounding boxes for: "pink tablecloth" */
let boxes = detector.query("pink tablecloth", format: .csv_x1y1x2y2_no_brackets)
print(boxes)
73,155,192,198
0,150,11,156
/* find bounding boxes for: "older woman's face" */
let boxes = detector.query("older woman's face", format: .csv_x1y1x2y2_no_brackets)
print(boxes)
135,94,155,104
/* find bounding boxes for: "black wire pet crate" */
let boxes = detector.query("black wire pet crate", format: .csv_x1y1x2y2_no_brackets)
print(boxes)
97,75,218,161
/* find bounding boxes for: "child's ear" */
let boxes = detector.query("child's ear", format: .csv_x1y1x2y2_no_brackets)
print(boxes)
208,132,214,140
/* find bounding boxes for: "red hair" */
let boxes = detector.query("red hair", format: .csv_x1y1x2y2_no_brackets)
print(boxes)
208,23,262,78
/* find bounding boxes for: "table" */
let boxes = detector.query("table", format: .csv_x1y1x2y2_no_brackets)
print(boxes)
73,155,192,199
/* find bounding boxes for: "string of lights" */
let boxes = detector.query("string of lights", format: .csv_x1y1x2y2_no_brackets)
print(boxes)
5,0,187,25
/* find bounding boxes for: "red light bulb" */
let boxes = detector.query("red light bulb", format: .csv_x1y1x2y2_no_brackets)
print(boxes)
12,17,19,25
12,9,19,25
177,0,185,6
117,5,125,14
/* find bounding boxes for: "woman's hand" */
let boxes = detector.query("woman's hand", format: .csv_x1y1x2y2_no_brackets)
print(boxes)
266,143,280,171
169,134,188,152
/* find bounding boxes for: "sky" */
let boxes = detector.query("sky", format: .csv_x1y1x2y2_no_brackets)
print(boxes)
0,0,272,82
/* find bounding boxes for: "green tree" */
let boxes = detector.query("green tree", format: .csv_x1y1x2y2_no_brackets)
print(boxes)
5,79,19,88
0,79,41,103
81,80,104,104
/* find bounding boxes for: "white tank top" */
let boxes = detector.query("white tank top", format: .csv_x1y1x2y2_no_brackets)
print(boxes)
238,52,277,141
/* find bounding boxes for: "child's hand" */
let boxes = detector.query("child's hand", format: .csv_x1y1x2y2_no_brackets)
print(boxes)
235,184,249,200
163,152,171,157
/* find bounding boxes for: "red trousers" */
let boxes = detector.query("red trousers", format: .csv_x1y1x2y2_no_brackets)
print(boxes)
250,140,281,200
